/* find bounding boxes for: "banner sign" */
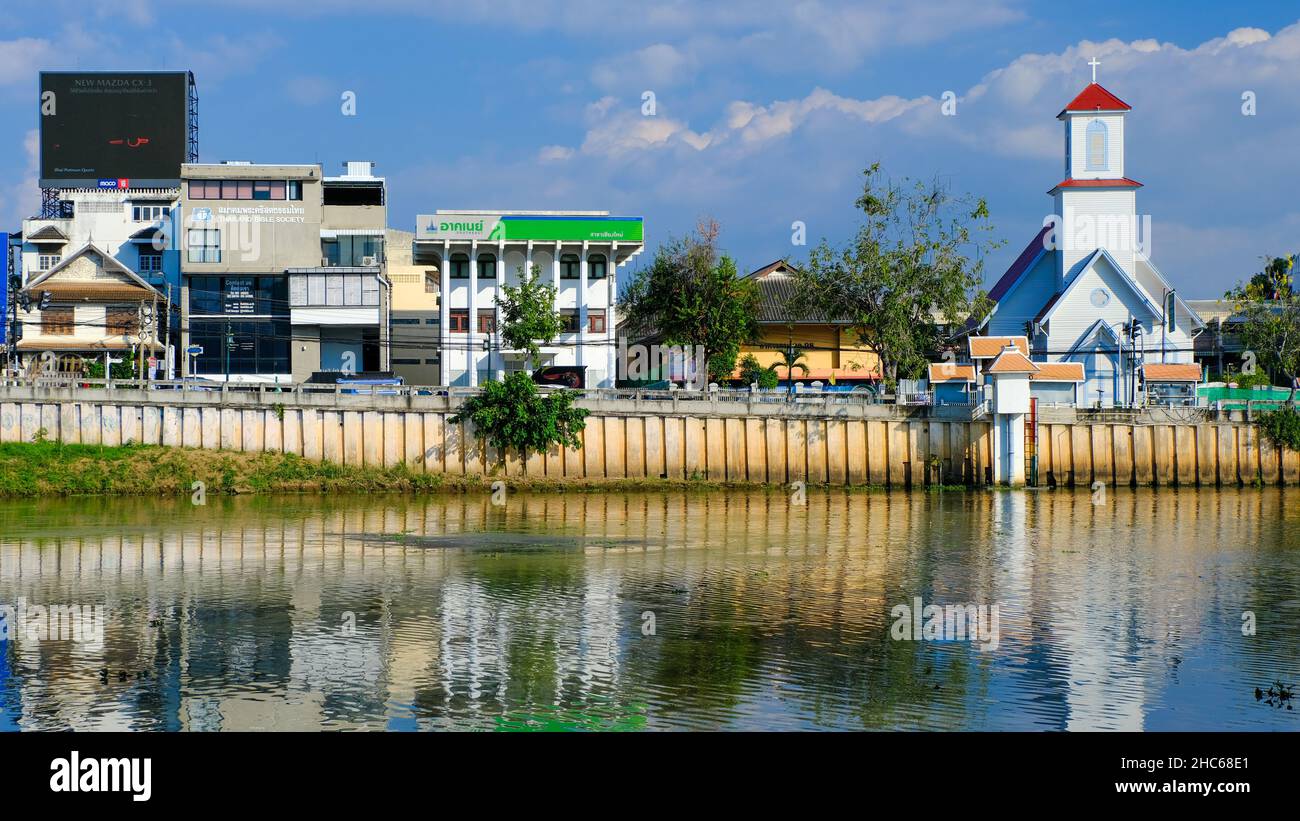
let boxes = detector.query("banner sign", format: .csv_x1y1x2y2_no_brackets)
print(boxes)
416,214,643,243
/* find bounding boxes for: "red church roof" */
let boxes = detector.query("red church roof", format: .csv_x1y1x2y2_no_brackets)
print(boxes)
1058,83,1131,117
1049,177,1143,192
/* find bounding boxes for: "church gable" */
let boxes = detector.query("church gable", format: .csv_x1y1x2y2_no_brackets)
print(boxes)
29,244,154,293
1042,251,1158,351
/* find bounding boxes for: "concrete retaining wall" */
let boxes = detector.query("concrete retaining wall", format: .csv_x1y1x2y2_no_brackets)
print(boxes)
0,387,1291,487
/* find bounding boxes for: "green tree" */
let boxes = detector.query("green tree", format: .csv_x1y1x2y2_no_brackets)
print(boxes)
785,163,999,389
83,356,138,380
1226,254,1300,397
619,219,762,383
497,264,564,371
773,344,810,396
450,372,589,458
738,354,779,389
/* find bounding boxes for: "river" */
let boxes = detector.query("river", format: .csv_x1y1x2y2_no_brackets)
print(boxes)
1,488,1297,730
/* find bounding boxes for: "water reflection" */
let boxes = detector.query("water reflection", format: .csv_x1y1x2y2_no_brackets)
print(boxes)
1,488,1298,731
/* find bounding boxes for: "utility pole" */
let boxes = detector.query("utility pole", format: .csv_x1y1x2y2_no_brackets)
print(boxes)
137,302,146,382
787,338,796,399
164,283,172,380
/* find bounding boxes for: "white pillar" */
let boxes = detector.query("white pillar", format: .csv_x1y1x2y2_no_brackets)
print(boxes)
439,240,450,385
991,415,1003,484
607,242,618,387
552,243,562,372
495,240,505,381
468,240,478,387
1008,414,1026,486
578,242,589,376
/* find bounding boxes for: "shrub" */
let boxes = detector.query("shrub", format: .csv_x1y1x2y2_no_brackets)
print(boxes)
738,354,779,389
1256,402,1300,451
1213,370,1275,390
450,372,589,458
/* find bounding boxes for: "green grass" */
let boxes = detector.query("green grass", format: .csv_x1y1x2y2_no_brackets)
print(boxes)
0,440,988,498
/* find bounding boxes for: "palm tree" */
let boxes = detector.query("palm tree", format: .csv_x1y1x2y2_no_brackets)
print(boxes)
776,343,810,397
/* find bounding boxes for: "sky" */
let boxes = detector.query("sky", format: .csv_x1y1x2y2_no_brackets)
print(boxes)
1,0,1299,298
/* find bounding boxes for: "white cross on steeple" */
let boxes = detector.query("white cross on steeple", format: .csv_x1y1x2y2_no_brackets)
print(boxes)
1088,57,1101,84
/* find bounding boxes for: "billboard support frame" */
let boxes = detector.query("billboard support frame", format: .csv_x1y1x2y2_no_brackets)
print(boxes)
187,71,199,164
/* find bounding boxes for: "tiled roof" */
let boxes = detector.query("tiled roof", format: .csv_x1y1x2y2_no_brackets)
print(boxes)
1059,83,1131,115
128,225,167,243
969,335,1029,358
26,225,69,242
744,259,847,323
928,363,976,383
1050,177,1143,191
987,225,1050,304
986,348,1040,374
1030,362,1085,382
28,283,155,301
1143,363,1202,382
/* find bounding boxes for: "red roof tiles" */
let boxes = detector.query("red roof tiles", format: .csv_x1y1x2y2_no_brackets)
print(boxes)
1060,83,1131,115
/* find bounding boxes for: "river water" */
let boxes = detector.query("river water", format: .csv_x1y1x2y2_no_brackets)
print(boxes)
1,488,1297,731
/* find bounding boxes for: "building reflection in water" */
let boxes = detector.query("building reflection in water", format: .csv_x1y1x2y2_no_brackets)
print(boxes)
1,487,1298,731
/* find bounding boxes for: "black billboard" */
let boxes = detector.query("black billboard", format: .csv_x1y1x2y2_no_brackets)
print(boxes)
39,72,189,188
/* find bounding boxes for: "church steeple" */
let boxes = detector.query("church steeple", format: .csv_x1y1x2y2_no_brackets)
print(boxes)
1056,62,1133,183
1049,63,1142,283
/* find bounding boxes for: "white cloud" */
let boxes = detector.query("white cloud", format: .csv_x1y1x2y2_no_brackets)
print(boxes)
525,20,1300,294
285,75,337,106
538,145,574,162
0,38,53,86
0,129,40,231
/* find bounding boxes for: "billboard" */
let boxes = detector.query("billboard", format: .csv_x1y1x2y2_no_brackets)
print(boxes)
416,213,643,243
39,72,189,188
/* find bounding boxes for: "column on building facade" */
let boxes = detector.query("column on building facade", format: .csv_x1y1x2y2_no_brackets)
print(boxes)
552,243,562,376
468,240,478,387
607,242,618,387
179,281,191,378
495,240,505,381
439,240,450,386
551,242,561,295
524,241,534,373
578,242,589,373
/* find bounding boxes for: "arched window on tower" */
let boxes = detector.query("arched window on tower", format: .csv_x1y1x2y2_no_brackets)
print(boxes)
1086,119,1108,171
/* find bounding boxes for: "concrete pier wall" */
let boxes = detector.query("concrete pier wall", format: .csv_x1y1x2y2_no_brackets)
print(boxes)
0,386,1291,487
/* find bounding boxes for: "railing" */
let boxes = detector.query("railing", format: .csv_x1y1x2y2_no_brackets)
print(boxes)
0,375,952,408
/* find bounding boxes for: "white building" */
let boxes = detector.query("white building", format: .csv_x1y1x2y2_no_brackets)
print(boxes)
414,211,644,388
979,76,1204,407
16,187,181,374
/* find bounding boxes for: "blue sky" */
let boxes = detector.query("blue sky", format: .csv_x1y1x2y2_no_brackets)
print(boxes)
1,1,1299,297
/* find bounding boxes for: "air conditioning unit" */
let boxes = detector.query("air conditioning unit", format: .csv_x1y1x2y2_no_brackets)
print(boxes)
361,256,377,267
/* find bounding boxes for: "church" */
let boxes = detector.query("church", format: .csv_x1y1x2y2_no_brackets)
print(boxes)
977,67,1205,407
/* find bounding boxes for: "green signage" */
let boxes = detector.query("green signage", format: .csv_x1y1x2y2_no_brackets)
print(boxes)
417,214,643,243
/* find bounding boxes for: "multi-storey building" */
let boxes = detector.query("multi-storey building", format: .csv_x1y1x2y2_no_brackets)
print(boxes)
179,161,389,382
385,228,440,385
13,186,181,375
413,211,643,388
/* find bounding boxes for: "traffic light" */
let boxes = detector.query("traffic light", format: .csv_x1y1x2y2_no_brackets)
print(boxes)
38,291,52,311
15,291,31,311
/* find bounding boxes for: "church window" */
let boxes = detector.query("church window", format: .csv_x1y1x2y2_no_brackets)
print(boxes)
1086,120,1108,171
